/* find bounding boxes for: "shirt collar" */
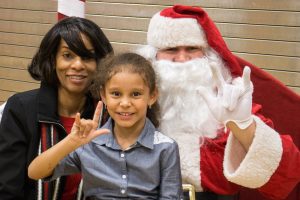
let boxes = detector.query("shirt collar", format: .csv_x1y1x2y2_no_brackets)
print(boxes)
92,118,156,150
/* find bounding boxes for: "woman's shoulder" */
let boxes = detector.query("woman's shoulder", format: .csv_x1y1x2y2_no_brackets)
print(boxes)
8,89,40,102
6,89,40,110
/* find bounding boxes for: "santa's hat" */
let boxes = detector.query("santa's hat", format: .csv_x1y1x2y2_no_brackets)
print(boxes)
148,10,207,49
147,5,242,76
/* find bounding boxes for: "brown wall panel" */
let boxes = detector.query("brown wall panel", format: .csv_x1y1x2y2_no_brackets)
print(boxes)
0,44,37,58
0,8,56,23
236,53,300,72
0,67,36,82
0,20,52,36
0,32,43,47
0,79,39,92
0,0,56,11
0,56,31,70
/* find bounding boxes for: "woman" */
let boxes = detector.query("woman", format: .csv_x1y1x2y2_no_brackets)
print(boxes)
0,17,113,200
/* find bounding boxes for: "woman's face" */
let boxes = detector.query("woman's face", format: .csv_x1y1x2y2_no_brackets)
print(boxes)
55,34,97,97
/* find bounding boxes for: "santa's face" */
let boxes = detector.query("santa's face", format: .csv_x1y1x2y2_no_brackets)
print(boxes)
156,46,204,63
153,48,232,139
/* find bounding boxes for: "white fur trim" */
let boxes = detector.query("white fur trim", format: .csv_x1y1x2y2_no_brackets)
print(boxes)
223,115,283,188
58,0,85,18
147,12,208,49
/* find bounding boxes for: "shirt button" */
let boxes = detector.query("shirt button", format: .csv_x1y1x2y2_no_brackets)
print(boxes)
120,153,125,158
121,189,126,194
122,175,126,179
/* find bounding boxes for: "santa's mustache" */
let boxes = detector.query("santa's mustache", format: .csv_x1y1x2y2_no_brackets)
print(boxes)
153,57,216,91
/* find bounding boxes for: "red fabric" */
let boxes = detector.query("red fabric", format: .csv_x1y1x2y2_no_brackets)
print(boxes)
160,5,300,200
258,135,300,199
200,131,239,195
60,116,82,200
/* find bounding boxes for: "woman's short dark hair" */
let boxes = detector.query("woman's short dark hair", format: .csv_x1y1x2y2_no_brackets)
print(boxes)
28,17,113,86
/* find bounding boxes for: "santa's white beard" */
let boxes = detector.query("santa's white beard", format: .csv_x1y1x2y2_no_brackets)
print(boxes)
153,55,231,190
154,57,226,139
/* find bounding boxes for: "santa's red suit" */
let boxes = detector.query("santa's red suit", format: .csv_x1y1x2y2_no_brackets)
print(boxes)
140,5,300,200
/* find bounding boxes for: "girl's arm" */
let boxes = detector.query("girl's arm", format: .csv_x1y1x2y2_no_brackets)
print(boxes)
28,132,81,179
28,101,109,180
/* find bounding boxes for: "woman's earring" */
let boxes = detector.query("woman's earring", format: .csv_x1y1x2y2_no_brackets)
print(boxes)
148,104,152,109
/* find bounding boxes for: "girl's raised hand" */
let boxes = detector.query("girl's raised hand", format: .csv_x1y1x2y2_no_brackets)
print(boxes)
70,101,110,146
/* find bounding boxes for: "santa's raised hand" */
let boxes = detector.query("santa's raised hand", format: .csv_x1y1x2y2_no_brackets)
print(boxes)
70,101,110,146
197,64,254,130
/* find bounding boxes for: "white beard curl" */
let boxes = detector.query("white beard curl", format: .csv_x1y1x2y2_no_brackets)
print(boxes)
152,50,232,191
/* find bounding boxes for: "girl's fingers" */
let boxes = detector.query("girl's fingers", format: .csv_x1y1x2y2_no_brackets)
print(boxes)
70,113,81,135
82,122,93,138
75,101,106,139
93,101,103,124
93,128,110,137
74,113,81,127
79,119,87,138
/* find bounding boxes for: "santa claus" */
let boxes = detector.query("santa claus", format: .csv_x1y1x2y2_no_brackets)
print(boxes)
137,5,300,200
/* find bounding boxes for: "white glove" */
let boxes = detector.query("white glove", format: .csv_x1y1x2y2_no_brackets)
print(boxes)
197,65,254,129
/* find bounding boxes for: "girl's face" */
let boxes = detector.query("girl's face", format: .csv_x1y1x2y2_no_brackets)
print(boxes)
101,70,157,132
55,35,96,97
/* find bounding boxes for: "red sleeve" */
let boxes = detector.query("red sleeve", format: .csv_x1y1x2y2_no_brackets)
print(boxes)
253,104,300,199
256,135,300,199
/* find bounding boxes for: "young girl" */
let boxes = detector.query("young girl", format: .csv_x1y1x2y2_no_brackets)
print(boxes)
28,53,183,199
